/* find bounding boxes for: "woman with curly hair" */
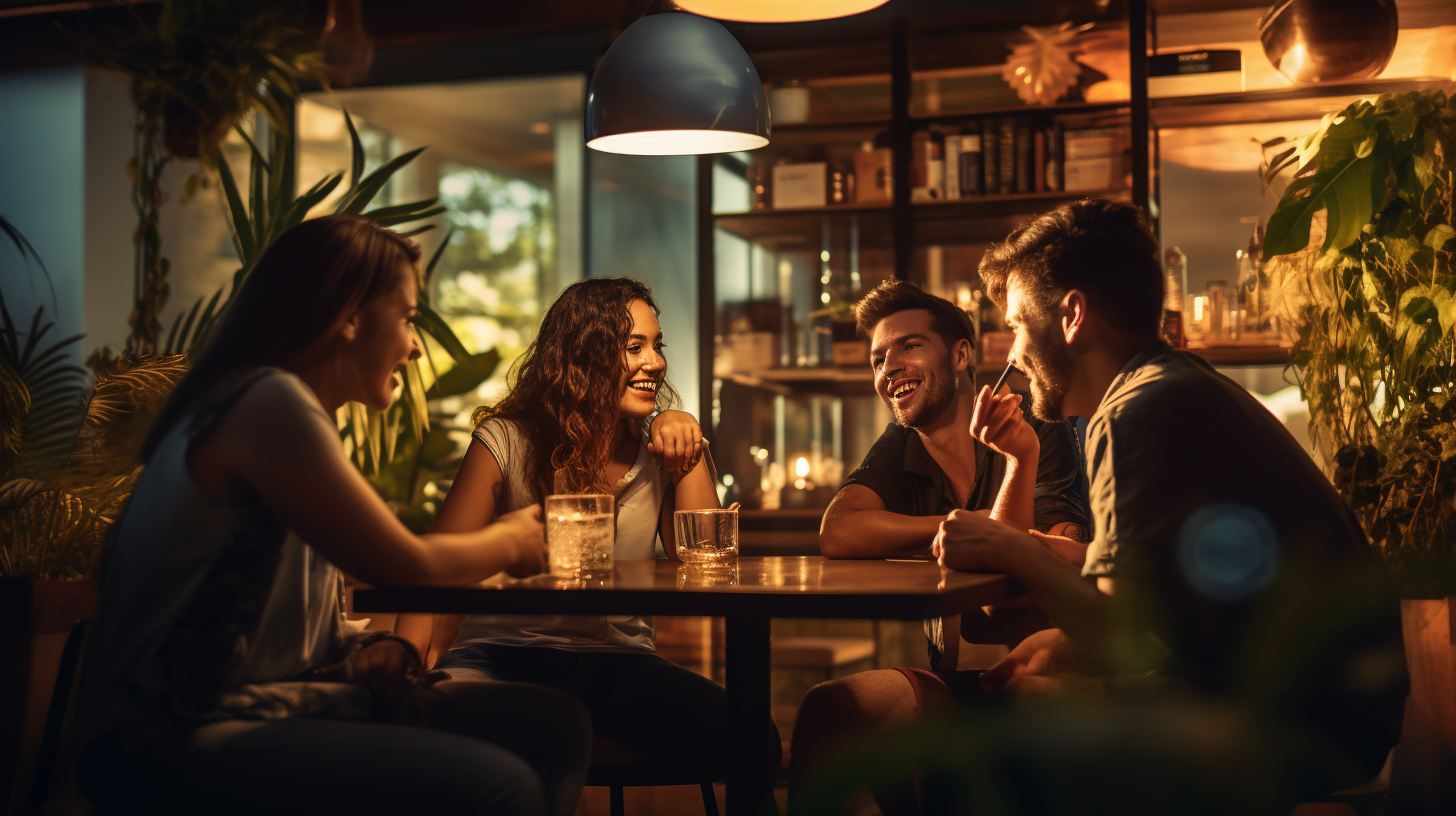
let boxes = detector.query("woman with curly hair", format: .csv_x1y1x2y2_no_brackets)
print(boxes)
398,276,780,781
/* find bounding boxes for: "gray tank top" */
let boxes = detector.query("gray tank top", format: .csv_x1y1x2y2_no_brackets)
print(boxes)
75,369,349,751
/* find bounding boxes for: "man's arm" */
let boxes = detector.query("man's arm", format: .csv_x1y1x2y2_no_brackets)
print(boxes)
935,511,1115,672
971,386,1039,532
820,484,943,559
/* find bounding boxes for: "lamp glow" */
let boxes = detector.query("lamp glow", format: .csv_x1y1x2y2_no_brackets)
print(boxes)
677,0,890,23
585,12,770,156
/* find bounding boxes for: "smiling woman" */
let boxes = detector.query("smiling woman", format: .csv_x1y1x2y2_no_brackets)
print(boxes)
73,215,590,816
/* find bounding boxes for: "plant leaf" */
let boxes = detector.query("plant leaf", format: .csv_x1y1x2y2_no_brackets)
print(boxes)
425,349,501,400
1424,224,1455,252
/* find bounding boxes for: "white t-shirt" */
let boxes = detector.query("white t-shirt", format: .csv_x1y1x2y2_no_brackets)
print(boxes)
451,417,666,653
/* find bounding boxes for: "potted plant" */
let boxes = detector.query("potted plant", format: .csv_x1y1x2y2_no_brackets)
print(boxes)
1261,89,1456,814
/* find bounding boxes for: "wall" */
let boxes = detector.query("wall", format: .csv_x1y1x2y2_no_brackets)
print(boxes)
589,153,700,419
0,66,85,358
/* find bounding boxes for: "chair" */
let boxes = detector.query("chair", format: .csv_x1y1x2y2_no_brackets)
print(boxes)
29,617,91,814
585,735,721,816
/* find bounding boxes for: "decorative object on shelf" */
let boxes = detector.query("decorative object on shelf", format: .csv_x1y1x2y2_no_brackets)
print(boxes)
1148,50,1244,97
768,80,811,124
585,10,770,155
676,0,889,23
1257,0,1398,85
319,0,374,87
1001,22,1093,106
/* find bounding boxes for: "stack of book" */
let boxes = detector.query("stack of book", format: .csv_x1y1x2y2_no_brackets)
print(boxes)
910,119,1128,201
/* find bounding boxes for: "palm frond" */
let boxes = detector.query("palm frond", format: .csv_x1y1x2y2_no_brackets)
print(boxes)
0,292,88,475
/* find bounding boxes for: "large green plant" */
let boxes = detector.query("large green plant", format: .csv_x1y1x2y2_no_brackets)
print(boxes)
1262,90,1456,596
0,217,189,579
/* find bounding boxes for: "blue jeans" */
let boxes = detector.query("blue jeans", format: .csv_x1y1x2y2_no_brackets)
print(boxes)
440,642,782,781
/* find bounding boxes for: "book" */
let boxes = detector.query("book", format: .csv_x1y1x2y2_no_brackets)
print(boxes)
998,116,1016,195
1045,123,1063,192
1014,119,1032,194
1033,129,1046,193
959,133,983,196
944,131,961,200
981,119,999,197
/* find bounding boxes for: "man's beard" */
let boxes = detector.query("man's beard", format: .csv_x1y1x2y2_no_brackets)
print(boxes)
1022,320,1074,421
895,364,956,429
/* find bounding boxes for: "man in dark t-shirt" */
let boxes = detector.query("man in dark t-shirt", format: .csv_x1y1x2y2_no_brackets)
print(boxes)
789,280,1091,816
927,199,1406,811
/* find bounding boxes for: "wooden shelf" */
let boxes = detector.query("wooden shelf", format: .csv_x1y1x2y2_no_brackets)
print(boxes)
1186,345,1290,366
912,100,1130,127
1152,77,1456,128
913,189,1126,218
724,367,874,396
713,204,893,250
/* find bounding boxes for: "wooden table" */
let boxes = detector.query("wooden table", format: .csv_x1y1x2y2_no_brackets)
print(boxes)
354,556,1017,816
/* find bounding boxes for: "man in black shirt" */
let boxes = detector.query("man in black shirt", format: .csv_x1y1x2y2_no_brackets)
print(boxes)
789,280,1091,815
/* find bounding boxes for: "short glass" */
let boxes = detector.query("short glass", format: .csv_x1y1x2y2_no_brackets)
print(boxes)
545,494,614,577
674,509,739,566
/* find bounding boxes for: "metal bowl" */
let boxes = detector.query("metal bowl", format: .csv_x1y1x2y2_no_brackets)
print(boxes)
1258,0,1399,84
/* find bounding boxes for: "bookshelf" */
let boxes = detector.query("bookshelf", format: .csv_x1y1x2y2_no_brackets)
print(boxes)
696,0,1454,511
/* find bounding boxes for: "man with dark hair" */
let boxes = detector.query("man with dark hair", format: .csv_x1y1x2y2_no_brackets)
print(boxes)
925,198,1406,810
789,278,1092,815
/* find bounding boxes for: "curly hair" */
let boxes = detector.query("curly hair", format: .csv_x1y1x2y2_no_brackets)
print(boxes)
978,198,1163,335
475,277,680,500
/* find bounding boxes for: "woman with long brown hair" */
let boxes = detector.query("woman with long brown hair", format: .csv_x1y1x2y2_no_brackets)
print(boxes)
74,215,591,816
399,277,780,780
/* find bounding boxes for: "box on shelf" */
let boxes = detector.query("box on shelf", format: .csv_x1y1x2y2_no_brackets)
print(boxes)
979,330,1014,368
772,162,828,209
854,144,893,204
1064,155,1124,192
1062,127,1127,161
1148,49,1243,97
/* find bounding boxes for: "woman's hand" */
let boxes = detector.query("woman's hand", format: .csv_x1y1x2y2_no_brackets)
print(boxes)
352,636,424,713
495,504,547,578
647,410,704,479
969,385,1038,464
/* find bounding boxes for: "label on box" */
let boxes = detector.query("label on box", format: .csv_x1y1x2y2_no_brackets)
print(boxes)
773,163,827,209
1063,128,1127,160
1064,156,1121,192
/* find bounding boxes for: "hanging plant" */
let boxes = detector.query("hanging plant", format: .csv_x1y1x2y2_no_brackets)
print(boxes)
70,0,325,356
1001,23,1093,106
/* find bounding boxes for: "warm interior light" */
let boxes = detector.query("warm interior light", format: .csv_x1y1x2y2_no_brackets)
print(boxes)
794,457,810,479
677,0,890,23
587,129,770,156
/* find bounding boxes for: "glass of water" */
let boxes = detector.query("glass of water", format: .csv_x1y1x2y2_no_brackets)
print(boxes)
545,494,614,577
674,509,738,566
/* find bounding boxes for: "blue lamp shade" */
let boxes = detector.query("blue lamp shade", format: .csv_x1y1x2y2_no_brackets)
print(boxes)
585,12,770,156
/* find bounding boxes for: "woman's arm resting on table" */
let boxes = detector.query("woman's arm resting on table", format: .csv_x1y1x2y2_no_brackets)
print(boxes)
217,376,544,589
819,485,944,559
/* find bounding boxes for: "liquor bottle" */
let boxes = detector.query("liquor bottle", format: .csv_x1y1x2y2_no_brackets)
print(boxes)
1162,247,1187,348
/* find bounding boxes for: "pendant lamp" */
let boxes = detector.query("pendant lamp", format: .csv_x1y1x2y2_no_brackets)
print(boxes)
675,0,890,23
585,11,770,155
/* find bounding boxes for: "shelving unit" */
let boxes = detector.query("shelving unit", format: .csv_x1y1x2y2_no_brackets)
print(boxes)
697,0,1455,512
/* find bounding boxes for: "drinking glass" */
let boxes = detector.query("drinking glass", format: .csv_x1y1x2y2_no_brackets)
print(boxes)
674,509,739,566
545,494,614,577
